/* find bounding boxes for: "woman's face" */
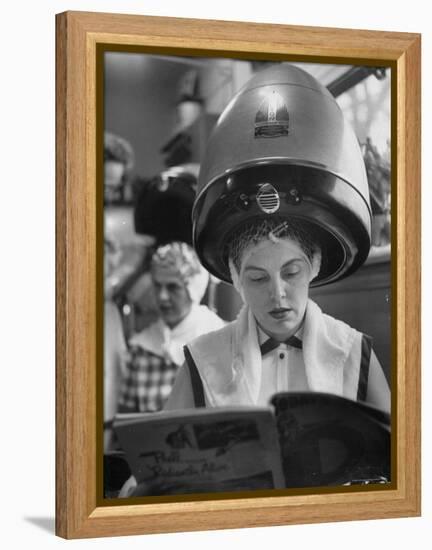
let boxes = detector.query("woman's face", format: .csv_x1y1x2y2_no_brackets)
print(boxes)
240,238,311,341
151,265,192,329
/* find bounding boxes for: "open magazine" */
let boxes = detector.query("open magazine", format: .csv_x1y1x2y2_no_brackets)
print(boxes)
112,392,391,497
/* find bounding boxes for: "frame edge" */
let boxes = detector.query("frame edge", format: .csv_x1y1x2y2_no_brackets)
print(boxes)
55,10,68,539
55,11,422,538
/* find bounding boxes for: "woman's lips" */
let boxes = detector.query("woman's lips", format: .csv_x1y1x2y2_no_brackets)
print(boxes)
269,308,292,320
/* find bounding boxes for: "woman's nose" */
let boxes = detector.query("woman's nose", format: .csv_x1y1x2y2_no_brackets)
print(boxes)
269,277,286,301
157,286,170,302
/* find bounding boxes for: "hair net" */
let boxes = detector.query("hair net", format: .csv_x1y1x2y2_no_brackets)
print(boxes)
151,242,209,304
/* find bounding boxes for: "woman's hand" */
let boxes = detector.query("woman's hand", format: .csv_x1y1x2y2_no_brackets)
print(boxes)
118,474,137,498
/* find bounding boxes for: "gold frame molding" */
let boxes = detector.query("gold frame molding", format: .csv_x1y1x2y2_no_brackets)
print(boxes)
55,11,421,539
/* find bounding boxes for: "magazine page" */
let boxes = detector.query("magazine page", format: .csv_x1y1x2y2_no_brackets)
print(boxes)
270,392,391,488
114,406,285,495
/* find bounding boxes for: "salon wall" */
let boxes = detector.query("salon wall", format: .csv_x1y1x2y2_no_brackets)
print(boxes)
105,52,191,178
105,56,256,180
2,2,430,550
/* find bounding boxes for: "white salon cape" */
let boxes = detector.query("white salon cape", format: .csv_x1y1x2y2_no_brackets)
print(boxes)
165,299,381,410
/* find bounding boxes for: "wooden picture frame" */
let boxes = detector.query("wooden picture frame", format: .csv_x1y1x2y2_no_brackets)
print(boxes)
55,11,421,539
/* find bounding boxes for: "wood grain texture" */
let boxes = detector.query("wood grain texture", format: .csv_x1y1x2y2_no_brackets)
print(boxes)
63,10,418,60
55,10,421,539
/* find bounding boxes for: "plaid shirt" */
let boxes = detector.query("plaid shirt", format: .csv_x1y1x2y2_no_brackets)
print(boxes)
118,344,179,412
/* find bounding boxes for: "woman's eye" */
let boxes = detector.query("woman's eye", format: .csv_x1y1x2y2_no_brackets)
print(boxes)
168,284,181,292
282,267,301,278
246,272,267,283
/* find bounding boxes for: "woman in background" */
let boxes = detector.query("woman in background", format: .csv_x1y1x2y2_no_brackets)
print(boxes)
118,242,225,413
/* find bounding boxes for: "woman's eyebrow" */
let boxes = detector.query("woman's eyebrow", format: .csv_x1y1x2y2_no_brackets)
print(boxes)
244,265,267,272
281,258,305,269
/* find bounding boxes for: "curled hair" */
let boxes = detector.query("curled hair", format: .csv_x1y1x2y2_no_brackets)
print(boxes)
151,242,209,304
151,242,201,280
227,217,321,273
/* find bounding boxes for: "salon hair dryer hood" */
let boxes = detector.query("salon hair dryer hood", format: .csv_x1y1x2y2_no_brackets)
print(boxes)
192,63,372,286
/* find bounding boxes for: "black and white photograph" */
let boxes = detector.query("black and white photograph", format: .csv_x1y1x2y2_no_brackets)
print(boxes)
102,51,392,500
